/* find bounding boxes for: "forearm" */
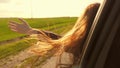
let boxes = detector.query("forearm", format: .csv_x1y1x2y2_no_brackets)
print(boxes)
28,28,61,39
42,30,61,39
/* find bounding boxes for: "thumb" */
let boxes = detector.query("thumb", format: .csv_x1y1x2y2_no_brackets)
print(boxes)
18,18,29,25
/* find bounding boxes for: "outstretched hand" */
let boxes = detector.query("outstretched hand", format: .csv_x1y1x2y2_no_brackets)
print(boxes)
8,18,32,35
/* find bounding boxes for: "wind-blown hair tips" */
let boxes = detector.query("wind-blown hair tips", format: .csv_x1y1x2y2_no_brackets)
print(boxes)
31,3,100,64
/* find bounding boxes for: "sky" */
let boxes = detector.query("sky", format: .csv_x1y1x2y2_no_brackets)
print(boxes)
0,0,102,18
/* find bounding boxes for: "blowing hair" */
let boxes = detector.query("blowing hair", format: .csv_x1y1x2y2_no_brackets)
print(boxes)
31,3,100,64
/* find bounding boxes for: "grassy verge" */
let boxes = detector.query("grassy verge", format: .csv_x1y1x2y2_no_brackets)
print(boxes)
0,38,37,60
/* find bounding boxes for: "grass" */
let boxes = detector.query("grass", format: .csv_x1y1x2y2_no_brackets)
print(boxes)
0,17,77,67
0,17,77,42
0,38,37,59
0,17,77,59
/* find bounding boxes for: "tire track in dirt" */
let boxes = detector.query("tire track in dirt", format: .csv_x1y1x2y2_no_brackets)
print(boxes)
0,45,37,68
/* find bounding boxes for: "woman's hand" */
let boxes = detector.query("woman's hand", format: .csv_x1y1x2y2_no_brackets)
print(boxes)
8,18,32,35
8,18,61,39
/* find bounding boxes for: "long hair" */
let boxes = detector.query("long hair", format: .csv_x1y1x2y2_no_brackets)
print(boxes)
31,3,100,64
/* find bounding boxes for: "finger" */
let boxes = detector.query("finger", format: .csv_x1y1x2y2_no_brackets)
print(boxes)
10,28,17,32
9,21,19,25
18,18,28,25
9,26,21,33
9,26,17,31
11,29,21,33
8,22,17,28
8,23,18,28
8,22,17,27
9,26,17,30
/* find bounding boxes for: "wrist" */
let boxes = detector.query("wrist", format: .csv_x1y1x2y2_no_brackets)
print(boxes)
26,28,33,35
27,28,41,35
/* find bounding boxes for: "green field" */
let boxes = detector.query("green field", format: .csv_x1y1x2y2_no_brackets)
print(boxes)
0,17,77,67
0,17,77,42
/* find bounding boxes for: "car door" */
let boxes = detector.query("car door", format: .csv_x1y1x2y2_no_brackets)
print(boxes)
73,0,120,68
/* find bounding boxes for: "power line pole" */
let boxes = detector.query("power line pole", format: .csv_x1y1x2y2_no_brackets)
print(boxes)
30,0,33,18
